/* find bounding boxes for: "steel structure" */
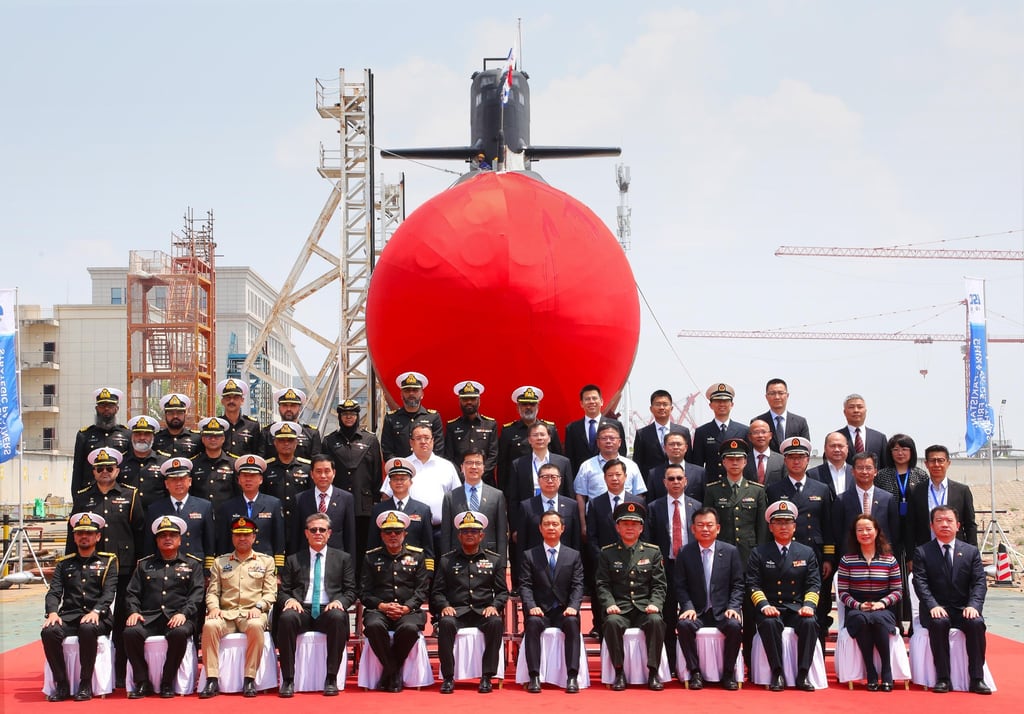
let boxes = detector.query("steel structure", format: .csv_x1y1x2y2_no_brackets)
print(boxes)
241,68,402,431
615,164,631,252
677,329,1022,344
126,209,216,424
775,245,1024,260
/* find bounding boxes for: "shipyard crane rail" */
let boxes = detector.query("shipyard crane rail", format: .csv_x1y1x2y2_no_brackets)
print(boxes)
677,330,1023,344
775,246,1024,260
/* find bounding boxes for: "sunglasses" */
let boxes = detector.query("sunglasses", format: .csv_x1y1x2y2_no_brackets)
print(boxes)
93,465,116,473
306,527,329,534
665,476,685,482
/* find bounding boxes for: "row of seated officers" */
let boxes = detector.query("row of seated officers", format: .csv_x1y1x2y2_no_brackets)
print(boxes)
43,493,990,700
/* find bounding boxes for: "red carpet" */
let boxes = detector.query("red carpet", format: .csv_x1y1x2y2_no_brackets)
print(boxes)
4,635,1020,713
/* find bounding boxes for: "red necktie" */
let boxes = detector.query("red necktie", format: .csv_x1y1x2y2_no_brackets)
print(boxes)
672,500,683,558
318,492,328,513
757,454,766,484
854,427,864,454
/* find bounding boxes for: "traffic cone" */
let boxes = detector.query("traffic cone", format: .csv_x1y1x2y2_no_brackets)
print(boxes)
994,543,1013,586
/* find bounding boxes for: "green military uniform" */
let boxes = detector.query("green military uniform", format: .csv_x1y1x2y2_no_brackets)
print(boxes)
596,539,667,672
704,477,767,565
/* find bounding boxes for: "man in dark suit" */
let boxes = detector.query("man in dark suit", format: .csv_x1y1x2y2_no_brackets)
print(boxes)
754,378,810,453
440,448,508,556
646,431,706,502
275,512,357,697
646,464,701,675
563,384,626,474
690,382,749,480
217,455,286,571
835,393,889,468
295,455,357,562
674,507,744,691
585,460,647,564
496,385,563,491
808,431,853,497
369,458,435,570
748,500,821,692
146,458,216,572
520,510,586,693
833,452,899,556
507,422,574,507
912,505,991,695
516,463,581,555
632,389,693,485
744,419,785,486
909,444,978,547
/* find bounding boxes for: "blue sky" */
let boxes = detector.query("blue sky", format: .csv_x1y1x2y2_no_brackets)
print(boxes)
2,1,1023,452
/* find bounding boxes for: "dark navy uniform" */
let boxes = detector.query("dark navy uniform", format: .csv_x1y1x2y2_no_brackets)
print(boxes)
153,429,201,459
381,406,444,462
69,483,145,573
42,551,118,693
72,425,130,495
323,425,382,573
430,548,508,680
146,496,218,572
444,414,499,480
123,552,204,689
222,414,261,456
596,540,667,671
189,452,238,512
119,453,167,509
704,478,768,565
260,423,321,461
496,418,562,489
360,543,430,682
261,456,312,553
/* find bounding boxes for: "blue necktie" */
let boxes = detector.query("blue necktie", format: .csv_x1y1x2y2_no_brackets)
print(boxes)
587,419,597,449
311,552,323,618
548,547,557,577
246,500,253,518
469,485,479,511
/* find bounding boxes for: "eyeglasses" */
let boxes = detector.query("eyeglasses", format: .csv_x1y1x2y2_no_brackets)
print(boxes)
664,476,685,482
539,474,561,480
463,461,485,468
766,390,788,397
93,465,116,473
925,458,949,465
306,527,329,534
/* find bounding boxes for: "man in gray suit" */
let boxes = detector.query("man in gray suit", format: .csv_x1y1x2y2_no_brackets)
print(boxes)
440,448,508,556
745,419,784,486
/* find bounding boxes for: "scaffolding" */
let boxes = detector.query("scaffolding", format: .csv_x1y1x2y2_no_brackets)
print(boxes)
126,209,216,424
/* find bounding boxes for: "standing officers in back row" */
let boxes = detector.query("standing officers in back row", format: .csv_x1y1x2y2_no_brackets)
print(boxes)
261,389,321,461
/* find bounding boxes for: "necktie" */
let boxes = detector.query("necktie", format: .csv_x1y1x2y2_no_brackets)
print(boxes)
246,500,253,518
862,489,871,515
658,426,666,453
548,547,557,576
547,498,555,512
794,481,802,494
731,483,739,498
719,422,727,435
613,495,620,509
469,485,479,511
318,492,328,514
780,545,788,560
587,419,597,449
311,552,323,618
775,415,784,442
943,544,953,577
671,500,683,558
175,501,183,514
854,427,864,454
757,454,766,483
701,547,713,608
395,499,404,512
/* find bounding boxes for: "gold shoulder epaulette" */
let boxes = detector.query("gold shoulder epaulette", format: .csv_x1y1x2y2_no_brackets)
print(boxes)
185,553,202,563
601,542,618,550
405,545,423,553
446,417,460,424
503,421,517,428
426,409,437,415
296,456,311,464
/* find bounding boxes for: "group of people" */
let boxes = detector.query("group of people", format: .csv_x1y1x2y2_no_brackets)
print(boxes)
42,373,991,698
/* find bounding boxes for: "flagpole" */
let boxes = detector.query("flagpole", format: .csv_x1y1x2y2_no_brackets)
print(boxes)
14,289,25,571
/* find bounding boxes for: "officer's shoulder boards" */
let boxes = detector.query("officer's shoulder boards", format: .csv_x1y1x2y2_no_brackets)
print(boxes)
446,417,460,424
480,414,495,422
306,424,318,431
503,421,517,428
366,546,383,554
56,553,74,563
265,457,278,465
226,451,241,459
137,554,155,563
601,543,618,550
79,426,89,433
386,408,400,416
75,485,91,494
296,456,311,464
541,419,555,425
405,545,423,553
185,553,203,563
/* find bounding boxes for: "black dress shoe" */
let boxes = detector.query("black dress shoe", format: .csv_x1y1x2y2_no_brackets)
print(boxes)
323,679,340,697
768,672,785,692
611,669,627,691
73,683,93,702
242,678,257,698
478,676,493,693
932,678,951,693
440,678,455,694
688,672,704,690
128,680,154,699
647,672,664,691
199,678,219,698
565,674,579,693
159,683,175,698
721,677,739,691
389,672,404,693
278,680,294,698
796,675,815,692
880,681,893,692
969,679,992,695
866,681,879,692
527,674,541,693
48,682,71,702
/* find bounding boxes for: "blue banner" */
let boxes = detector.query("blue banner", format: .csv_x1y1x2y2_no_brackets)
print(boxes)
0,289,21,463
965,278,993,456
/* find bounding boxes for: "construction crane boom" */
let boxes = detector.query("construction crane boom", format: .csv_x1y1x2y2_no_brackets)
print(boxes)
677,330,1022,344
775,246,1024,260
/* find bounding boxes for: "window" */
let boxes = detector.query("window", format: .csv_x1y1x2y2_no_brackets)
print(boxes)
111,287,123,305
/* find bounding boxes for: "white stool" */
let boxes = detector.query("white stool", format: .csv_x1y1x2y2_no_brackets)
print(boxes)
452,627,506,681
42,635,115,698
125,636,197,695
514,628,590,689
833,605,911,688
907,574,996,691
197,632,278,692
599,627,671,685
290,631,349,692
357,632,433,689
750,628,828,689
674,628,744,684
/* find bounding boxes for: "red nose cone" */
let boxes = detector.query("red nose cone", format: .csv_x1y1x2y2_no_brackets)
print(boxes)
367,171,640,427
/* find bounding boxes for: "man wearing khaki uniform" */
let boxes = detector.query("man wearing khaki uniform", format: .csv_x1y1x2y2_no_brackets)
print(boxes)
200,516,277,698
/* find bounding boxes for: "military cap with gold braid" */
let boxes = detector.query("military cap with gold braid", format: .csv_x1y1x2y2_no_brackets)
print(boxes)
376,510,411,531
705,382,735,401
217,377,248,398
160,393,191,411
337,399,361,413
613,501,646,523
152,515,187,535
127,415,158,433
269,421,300,439
93,387,123,405
230,516,257,534
273,387,306,405
511,385,543,403
396,372,428,389
87,447,122,467
198,416,227,436
386,457,415,479
70,512,105,532
234,454,267,474
453,380,484,397
159,457,193,478
454,510,489,530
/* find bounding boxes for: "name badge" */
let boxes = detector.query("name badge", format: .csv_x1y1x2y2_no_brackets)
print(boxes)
793,560,807,567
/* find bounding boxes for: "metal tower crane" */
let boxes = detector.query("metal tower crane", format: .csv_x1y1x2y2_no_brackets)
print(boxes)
776,230,1024,261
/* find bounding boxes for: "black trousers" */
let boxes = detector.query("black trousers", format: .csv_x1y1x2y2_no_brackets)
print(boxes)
436,612,503,680
523,609,581,675
676,611,742,679
123,618,195,687
602,610,665,671
755,609,818,677
924,610,987,681
362,609,426,680
276,606,350,680
41,619,110,687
